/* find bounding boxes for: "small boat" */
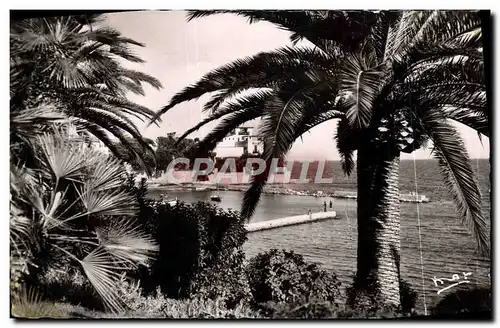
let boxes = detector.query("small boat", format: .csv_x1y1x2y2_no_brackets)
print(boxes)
399,192,430,203
166,198,178,206
160,194,178,206
210,185,222,202
210,195,221,202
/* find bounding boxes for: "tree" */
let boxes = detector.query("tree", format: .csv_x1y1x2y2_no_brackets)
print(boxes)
114,136,156,172
10,125,158,313
152,10,488,308
154,133,198,172
10,14,163,171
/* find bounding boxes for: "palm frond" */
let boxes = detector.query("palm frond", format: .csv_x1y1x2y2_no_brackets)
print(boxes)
73,121,128,161
340,52,385,128
70,105,154,152
241,158,276,220
95,220,158,267
11,15,161,137
37,129,89,182
66,88,159,122
423,111,488,256
80,247,127,312
335,118,357,176
77,186,138,217
86,154,128,191
385,11,433,59
10,202,34,257
73,115,156,175
118,68,163,90
48,57,91,89
82,26,145,48
442,106,489,137
10,105,70,143
187,10,380,53
193,106,266,156
241,92,344,219
390,10,481,62
176,89,275,143
409,11,480,53
151,46,332,123
267,91,306,159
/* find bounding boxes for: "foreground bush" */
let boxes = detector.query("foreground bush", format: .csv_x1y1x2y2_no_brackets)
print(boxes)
11,287,69,319
259,300,406,319
149,201,247,305
63,276,261,319
246,249,341,307
161,298,261,319
258,298,341,319
431,287,492,316
125,180,248,306
10,128,158,312
33,265,105,312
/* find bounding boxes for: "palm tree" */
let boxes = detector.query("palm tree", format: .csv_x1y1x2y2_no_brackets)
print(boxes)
152,10,488,308
10,125,158,313
10,14,162,170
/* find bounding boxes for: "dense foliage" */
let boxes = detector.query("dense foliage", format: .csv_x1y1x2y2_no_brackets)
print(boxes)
10,14,162,170
431,287,492,316
246,249,341,306
154,133,198,172
10,127,158,312
124,180,248,306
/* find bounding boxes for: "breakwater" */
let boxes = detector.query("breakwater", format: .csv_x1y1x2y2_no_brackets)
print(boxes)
245,211,337,232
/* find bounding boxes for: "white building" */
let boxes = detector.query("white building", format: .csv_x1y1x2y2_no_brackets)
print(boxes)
67,124,110,155
214,119,264,158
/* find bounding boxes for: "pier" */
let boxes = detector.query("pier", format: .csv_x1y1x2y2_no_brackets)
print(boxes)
245,211,337,232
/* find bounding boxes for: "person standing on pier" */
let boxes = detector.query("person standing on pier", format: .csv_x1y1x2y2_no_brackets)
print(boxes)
329,200,333,208
324,201,327,212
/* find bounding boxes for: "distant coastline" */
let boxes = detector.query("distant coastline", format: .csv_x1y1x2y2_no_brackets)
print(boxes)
143,158,490,203
149,183,431,203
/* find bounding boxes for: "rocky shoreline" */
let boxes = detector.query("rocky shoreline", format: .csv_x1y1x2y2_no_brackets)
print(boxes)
148,183,430,203
148,182,343,198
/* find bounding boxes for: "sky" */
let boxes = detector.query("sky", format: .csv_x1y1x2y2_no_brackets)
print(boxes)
105,10,490,160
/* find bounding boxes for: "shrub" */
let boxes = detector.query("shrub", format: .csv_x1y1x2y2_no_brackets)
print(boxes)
10,128,158,313
245,249,341,307
114,275,169,317
160,298,261,319
127,192,248,306
259,298,341,319
11,286,69,319
335,305,402,319
76,275,261,319
32,265,105,311
260,299,403,319
431,287,492,317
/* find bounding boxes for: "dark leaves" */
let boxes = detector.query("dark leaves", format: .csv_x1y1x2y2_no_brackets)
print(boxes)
423,111,488,256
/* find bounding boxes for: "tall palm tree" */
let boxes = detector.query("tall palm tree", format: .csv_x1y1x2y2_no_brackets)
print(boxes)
10,14,162,171
152,10,488,308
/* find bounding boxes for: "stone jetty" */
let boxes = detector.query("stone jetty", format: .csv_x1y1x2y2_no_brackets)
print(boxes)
245,211,337,232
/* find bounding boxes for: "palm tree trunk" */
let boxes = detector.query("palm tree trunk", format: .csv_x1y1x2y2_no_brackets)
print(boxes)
351,142,401,308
